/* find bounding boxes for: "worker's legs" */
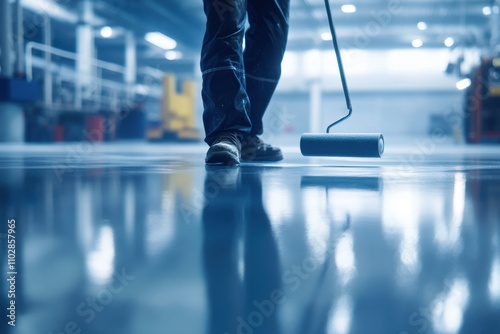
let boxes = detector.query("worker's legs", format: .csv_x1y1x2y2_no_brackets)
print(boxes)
244,0,290,135
201,0,252,145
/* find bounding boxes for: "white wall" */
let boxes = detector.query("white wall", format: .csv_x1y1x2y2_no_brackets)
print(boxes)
278,49,474,92
263,49,467,138
265,91,462,136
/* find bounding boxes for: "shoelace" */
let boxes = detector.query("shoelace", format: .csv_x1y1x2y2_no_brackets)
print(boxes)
216,133,240,147
245,135,271,149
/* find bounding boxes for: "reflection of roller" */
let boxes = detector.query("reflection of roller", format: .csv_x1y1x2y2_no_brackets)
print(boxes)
300,0,384,158
300,175,383,233
301,176,382,192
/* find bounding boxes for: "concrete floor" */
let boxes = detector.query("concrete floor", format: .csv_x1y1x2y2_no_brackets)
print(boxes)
1,141,500,334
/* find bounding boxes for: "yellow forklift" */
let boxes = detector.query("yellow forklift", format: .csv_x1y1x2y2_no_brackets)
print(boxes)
149,74,201,142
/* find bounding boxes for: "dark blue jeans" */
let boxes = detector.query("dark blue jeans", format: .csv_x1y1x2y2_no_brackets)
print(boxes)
201,0,290,145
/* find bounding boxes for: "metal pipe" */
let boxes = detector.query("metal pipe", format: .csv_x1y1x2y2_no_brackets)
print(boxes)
0,0,13,77
492,0,500,56
76,0,94,109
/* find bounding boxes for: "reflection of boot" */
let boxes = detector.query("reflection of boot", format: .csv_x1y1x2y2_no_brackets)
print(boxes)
242,170,282,334
202,168,243,334
204,166,241,192
202,168,282,334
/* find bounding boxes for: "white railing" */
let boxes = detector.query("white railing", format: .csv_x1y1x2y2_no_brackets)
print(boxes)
25,42,126,80
25,41,130,110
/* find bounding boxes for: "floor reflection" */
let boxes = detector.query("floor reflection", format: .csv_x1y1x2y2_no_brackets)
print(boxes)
0,146,499,334
202,168,282,334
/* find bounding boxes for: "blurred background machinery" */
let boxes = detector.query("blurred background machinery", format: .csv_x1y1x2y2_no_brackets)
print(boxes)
464,57,500,143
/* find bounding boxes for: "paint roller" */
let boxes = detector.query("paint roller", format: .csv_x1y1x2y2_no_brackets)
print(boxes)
300,0,384,158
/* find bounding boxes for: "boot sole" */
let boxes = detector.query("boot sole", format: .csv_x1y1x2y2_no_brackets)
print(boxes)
241,153,283,162
205,152,240,166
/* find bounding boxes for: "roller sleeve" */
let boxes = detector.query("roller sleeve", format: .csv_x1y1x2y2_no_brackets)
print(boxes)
300,133,384,158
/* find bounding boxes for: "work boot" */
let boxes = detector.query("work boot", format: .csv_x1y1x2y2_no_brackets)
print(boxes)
241,135,283,162
205,132,241,166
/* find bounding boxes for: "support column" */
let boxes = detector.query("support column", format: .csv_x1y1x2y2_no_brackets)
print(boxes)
491,1,500,56
0,0,24,142
76,0,95,109
0,0,13,77
0,104,24,142
44,14,53,109
15,0,24,77
125,31,137,97
309,80,322,133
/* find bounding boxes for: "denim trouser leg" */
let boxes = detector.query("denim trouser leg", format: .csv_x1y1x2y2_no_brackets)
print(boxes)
244,0,289,135
201,0,289,145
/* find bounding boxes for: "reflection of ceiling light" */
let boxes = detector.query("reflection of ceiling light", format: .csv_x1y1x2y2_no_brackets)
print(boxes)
321,32,332,41
145,32,177,50
100,26,113,38
341,5,357,13
483,6,492,15
489,257,500,303
135,85,149,95
165,51,183,60
417,22,427,30
444,37,455,47
456,78,471,90
412,39,423,48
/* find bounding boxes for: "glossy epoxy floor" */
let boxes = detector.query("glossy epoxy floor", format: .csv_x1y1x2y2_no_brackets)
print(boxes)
1,141,500,334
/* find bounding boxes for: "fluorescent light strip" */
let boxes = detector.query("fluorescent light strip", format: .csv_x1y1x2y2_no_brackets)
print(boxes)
22,0,78,23
145,32,177,50
456,78,471,90
341,5,356,14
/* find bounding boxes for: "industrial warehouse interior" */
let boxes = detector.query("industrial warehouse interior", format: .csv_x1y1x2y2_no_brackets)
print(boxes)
1,0,500,333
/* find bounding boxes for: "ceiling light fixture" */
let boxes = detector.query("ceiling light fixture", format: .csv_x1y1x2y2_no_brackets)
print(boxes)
145,32,177,50
165,51,183,60
412,39,423,48
341,4,357,14
100,26,113,38
21,0,78,23
444,37,455,48
483,6,492,15
321,32,332,41
417,22,427,31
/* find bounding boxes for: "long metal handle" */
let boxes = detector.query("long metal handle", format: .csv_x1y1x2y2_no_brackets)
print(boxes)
324,0,353,133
